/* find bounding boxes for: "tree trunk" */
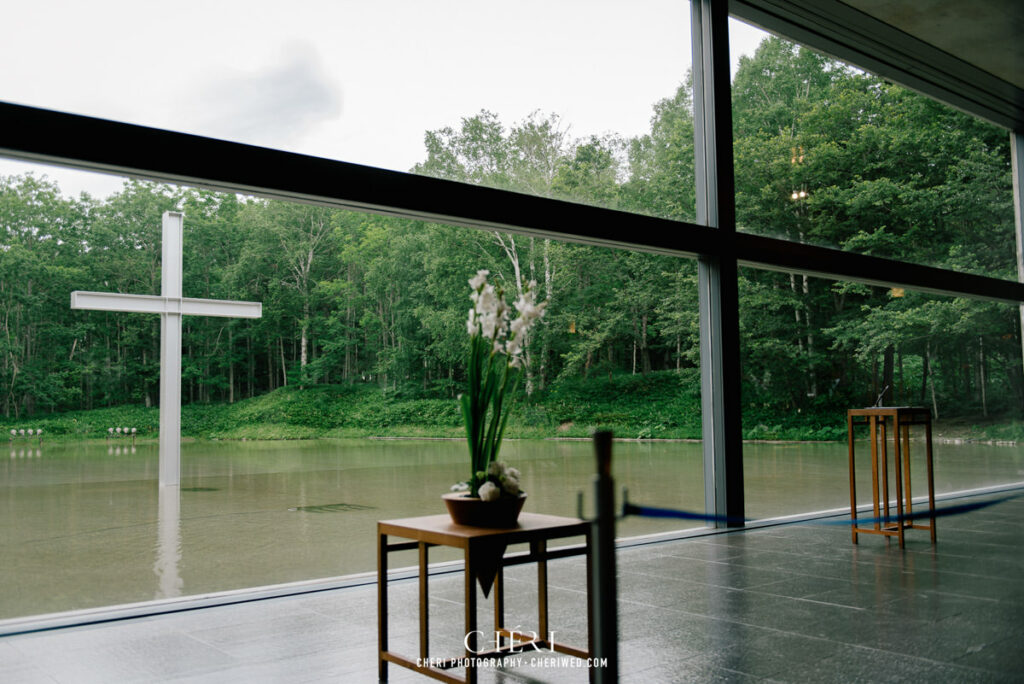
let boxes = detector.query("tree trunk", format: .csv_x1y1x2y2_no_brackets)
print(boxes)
539,239,553,391
897,347,904,405
790,273,804,354
880,344,895,405
803,274,815,397
641,314,651,375
228,327,235,404
920,349,929,404
279,337,288,387
927,342,939,419
244,331,250,397
872,357,879,404
979,336,987,418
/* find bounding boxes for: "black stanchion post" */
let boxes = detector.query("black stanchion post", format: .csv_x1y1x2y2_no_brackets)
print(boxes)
591,430,618,683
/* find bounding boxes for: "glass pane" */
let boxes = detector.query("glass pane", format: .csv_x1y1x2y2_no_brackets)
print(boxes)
739,267,1024,521
0,1,699,220
0,164,703,619
729,20,1016,281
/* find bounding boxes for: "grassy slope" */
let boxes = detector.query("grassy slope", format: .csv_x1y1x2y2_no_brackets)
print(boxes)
5,370,1021,443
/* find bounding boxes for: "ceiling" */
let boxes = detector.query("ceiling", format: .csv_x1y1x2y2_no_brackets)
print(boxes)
733,0,1024,131
841,0,1024,90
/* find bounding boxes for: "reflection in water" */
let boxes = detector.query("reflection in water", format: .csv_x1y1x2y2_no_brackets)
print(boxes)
1,438,1020,620
155,486,183,599
107,446,137,456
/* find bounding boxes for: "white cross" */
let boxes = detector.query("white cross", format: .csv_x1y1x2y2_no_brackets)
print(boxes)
71,211,262,487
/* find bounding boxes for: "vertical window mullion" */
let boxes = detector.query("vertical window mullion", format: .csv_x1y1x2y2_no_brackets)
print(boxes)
693,0,744,526
1013,132,1024,371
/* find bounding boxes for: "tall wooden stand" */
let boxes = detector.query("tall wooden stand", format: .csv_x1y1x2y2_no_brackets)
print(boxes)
847,407,937,547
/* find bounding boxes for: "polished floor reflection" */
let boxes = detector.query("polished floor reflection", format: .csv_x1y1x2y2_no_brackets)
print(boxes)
2,438,1022,620
1,492,1020,682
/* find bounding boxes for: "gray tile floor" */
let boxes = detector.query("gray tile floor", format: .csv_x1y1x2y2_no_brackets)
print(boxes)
2,494,1022,683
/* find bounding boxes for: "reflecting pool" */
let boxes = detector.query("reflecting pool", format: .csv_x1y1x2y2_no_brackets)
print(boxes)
2,438,1021,620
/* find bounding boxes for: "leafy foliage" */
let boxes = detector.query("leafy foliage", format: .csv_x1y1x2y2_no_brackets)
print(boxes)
1,36,1020,433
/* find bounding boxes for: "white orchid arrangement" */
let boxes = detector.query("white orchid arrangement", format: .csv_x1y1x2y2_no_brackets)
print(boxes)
457,269,546,498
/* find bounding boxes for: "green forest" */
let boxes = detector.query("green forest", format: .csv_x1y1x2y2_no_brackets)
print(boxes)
2,37,1022,439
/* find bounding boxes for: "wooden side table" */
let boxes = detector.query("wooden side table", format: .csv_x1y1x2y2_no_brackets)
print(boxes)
377,513,593,684
847,407,937,547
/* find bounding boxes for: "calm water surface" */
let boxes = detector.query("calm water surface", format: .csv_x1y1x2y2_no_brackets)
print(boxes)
2,438,1022,620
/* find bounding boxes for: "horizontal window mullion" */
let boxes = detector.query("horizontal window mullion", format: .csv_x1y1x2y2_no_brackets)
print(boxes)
0,101,719,257
735,232,1024,303
3,100,1022,303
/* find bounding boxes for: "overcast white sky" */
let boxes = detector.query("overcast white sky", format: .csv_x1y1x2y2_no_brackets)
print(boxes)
0,1,769,200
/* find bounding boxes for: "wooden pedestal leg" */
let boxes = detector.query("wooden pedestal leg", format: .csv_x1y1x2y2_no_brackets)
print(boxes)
535,539,549,645
378,532,389,681
926,419,937,542
586,527,596,683
880,418,889,530
494,564,504,649
893,424,905,548
869,416,880,532
848,414,858,543
419,542,429,662
465,545,477,684
902,424,913,527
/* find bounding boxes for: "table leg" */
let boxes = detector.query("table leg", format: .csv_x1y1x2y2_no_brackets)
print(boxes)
926,418,937,543
465,545,477,684
378,532,388,681
869,416,879,531
585,526,596,684
880,417,889,529
893,424,905,548
902,424,913,526
535,539,549,645
419,542,429,661
848,414,858,543
494,562,504,648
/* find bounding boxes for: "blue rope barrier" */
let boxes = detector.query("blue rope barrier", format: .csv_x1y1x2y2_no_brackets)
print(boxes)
622,492,1022,528
621,503,747,526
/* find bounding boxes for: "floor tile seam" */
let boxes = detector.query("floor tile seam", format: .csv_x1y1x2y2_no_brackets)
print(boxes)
420,582,589,603
731,650,837,681
808,624,1017,669
127,630,246,679
617,564,866,591
492,576,591,595
616,567,738,592
812,642,1007,677
890,563,1024,583
909,588,1003,605
835,553,1022,577
618,571,824,598
675,658,779,682
948,635,1017,669
658,551,837,567
612,595,861,640
176,631,259,662
899,545,1023,560
738,588,872,612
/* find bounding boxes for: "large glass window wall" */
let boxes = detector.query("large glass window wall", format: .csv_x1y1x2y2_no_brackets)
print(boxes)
0,168,705,619
728,20,1017,282
739,268,1024,521
2,1,1022,626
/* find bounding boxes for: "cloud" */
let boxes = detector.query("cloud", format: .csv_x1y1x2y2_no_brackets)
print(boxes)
190,43,342,149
